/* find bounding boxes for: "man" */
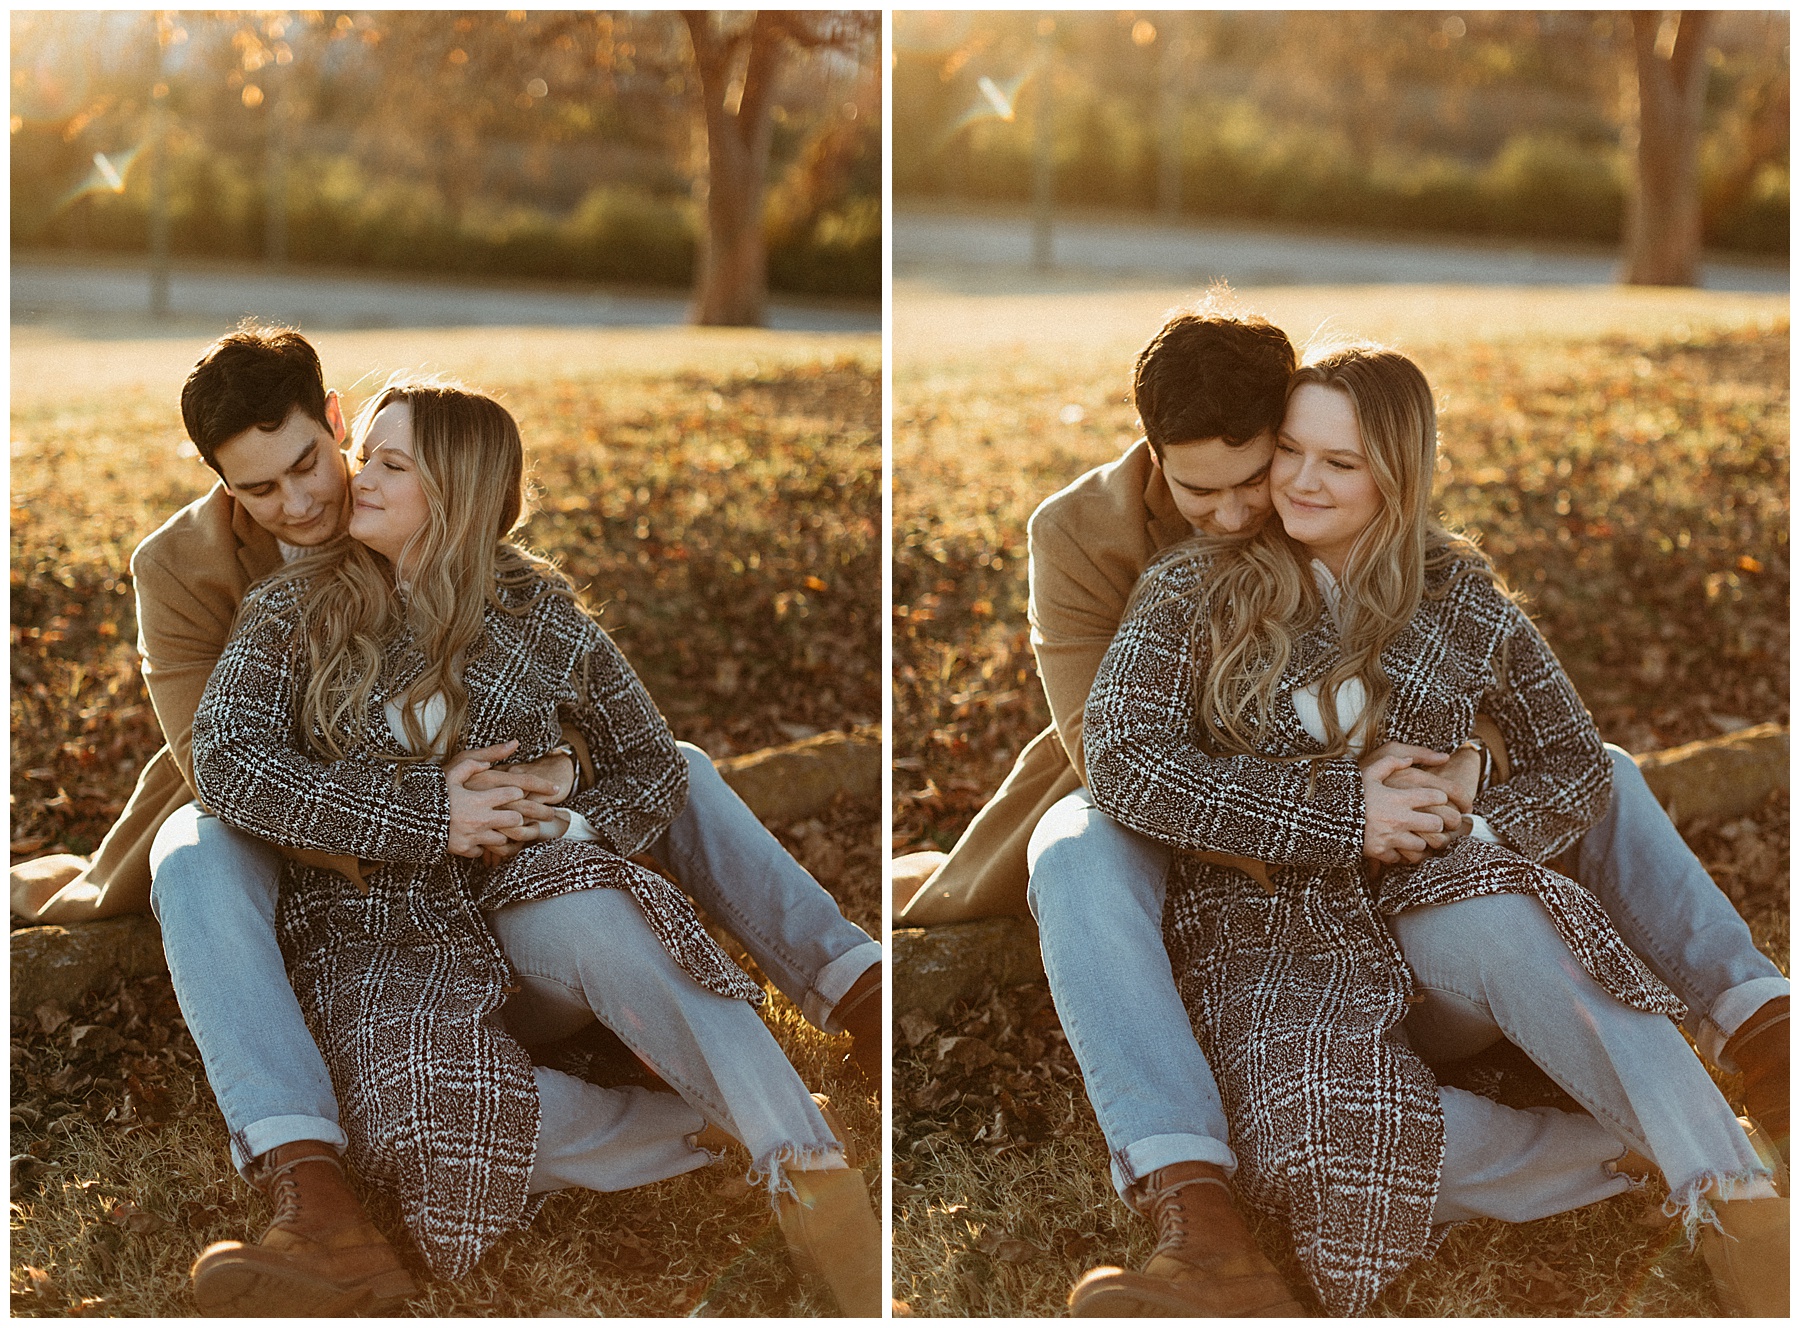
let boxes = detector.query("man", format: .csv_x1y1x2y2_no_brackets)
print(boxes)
896,302,1789,1315
13,324,883,1314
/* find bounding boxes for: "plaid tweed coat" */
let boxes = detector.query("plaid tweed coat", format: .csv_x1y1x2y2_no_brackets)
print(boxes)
1083,547,1682,1316
191,571,763,1281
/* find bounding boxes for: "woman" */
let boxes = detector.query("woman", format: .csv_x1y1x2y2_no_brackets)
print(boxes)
189,380,879,1312
1083,346,1783,1315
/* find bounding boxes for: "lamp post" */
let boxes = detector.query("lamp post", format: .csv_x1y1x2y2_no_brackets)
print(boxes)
1030,14,1054,271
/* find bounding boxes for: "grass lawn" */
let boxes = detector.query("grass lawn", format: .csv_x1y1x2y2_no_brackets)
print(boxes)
891,283,1788,1316
10,325,881,1316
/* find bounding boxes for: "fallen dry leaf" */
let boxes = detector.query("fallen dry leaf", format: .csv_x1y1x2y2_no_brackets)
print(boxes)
990,1238,1043,1264
898,1011,938,1048
34,1002,71,1035
106,1198,171,1234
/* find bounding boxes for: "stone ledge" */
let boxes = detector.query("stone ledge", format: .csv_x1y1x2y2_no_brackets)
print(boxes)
12,916,169,1013
893,916,1043,1022
1634,722,1786,825
894,724,1790,1021
12,733,881,1011
716,730,880,823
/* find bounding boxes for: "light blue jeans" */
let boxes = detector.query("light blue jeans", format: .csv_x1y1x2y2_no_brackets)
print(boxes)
149,742,878,1174
1028,745,1786,1206
493,887,845,1196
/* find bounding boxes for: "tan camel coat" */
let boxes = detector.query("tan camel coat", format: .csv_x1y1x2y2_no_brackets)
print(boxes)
899,440,1507,925
49,484,286,918
899,441,1189,924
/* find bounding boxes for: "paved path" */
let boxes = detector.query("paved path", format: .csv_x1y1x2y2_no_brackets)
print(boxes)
895,208,1788,295
10,258,880,336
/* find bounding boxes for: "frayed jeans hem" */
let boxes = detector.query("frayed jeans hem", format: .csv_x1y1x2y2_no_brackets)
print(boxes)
1665,1168,1783,1246
749,1141,849,1206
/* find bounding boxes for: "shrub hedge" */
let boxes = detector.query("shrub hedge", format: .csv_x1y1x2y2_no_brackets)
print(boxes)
900,100,1787,255
12,134,880,298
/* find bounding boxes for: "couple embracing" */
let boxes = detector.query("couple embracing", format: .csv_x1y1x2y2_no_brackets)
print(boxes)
900,300,1788,1316
15,325,883,1315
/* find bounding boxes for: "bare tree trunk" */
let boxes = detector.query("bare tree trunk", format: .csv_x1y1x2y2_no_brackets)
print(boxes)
684,11,784,327
1622,11,1710,286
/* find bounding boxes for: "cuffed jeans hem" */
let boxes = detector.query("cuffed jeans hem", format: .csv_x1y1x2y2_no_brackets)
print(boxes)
809,941,883,1034
1111,1132,1237,1201
1700,975,1791,1071
231,1115,349,1176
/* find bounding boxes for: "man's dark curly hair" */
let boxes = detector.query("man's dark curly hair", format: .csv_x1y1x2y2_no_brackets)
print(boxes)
180,322,330,475
1133,302,1296,458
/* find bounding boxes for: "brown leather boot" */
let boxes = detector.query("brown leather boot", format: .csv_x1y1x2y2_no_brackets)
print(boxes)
1069,1162,1305,1317
833,964,882,1085
190,1141,416,1316
1724,996,1787,1163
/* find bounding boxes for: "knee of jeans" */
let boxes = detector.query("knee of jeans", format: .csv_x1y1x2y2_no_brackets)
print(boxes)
1602,743,1653,806
1025,824,1099,924
677,741,716,783
149,829,280,927
1399,892,1563,975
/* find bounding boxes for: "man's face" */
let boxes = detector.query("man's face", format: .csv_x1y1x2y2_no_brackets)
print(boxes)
1152,432,1277,536
212,394,350,547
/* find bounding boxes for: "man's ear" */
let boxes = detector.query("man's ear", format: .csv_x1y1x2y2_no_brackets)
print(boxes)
325,390,347,444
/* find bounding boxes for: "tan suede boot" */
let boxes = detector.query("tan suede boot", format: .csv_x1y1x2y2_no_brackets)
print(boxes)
1700,1194,1788,1316
1068,1162,1305,1317
776,1093,880,1315
777,1166,882,1316
190,1141,416,1316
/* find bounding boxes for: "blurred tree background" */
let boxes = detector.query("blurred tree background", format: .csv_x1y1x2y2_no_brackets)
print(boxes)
893,10,1787,259
11,10,879,309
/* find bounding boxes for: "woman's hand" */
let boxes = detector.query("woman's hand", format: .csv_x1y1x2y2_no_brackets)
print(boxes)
1362,740,1479,814
444,755,527,858
477,807,574,867
1360,753,1460,865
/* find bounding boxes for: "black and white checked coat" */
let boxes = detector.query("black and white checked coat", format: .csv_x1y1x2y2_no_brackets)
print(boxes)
191,572,763,1281
1083,547,1682,1316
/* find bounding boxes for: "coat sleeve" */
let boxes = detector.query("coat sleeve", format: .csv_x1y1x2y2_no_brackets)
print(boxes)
130,539,237,796
1027,504,1133,787
557,610,688,858
1470,592,1611,863
1083,557,1367,867
190,587,452,864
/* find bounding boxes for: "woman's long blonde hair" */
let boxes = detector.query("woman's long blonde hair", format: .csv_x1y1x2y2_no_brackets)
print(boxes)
255,377,573,762
1170,344,1498,757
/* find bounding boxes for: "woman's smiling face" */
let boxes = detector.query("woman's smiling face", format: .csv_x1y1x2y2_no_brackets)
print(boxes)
348,401,431,571
1271,382,1383,576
